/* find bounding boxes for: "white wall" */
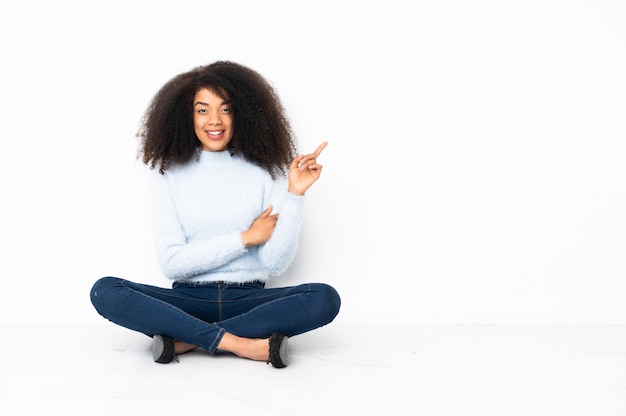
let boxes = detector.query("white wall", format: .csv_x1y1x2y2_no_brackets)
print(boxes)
1,0,624,326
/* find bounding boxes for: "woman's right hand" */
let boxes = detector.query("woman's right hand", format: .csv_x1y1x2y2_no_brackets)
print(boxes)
241,205,279,247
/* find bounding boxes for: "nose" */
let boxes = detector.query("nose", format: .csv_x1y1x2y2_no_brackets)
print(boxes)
206,110,222,125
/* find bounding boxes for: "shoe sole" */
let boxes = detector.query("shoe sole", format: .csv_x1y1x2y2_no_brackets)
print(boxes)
278,336,289,367
152,335,165,362
153,334,177,363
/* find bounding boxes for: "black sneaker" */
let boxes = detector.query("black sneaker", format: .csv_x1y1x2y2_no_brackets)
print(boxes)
267,333,288,368
152,335,178,364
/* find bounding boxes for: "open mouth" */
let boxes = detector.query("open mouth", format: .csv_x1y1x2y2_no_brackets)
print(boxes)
206,130,225,139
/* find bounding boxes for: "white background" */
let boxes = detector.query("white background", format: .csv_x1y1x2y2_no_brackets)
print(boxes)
1,0,624,326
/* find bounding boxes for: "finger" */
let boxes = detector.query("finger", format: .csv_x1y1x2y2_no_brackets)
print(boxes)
261,205,273,216
297,155,315,170
312,141,328,158
291,154,305,169
299,142,327,167
298,157,315,170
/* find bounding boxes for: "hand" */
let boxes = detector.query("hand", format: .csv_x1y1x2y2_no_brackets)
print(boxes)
241,205,279,247
288,141,328,196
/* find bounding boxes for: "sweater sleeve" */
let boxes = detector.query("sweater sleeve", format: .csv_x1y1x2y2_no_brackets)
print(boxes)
258,176,306,276
150,171,247,280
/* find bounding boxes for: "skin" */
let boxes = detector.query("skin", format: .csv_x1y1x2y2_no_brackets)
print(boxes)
193,88,234,153
179,88,328,361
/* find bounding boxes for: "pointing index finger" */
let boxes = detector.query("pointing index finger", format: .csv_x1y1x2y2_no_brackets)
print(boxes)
313,141,328,158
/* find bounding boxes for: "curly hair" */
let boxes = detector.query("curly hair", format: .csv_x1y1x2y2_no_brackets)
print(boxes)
137,61,297,177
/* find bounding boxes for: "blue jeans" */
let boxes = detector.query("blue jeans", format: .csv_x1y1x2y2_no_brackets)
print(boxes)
90,277,341,353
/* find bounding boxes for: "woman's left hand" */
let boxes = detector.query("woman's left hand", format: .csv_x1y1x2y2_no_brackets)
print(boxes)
288,141,328,196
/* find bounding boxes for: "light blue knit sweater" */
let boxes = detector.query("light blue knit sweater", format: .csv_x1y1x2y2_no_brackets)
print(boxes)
150,150,305,284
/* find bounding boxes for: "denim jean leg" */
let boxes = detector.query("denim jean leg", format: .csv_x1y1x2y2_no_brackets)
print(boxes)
217,283,341,338
90,276,225,353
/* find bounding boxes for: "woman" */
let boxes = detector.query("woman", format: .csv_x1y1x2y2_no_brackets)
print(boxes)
90,61,341,368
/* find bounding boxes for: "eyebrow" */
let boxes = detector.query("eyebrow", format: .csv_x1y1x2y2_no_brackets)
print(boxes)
194,100,231,106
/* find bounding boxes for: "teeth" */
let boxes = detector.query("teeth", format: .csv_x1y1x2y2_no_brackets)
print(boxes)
208,131,223,136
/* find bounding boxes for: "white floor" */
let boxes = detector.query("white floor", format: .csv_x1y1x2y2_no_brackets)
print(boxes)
2,324,625,415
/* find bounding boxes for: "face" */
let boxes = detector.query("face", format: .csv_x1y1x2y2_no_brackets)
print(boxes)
193,88,233,152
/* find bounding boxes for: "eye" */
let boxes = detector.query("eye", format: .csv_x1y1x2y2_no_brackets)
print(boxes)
197,108,207,114
221,106,231,114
